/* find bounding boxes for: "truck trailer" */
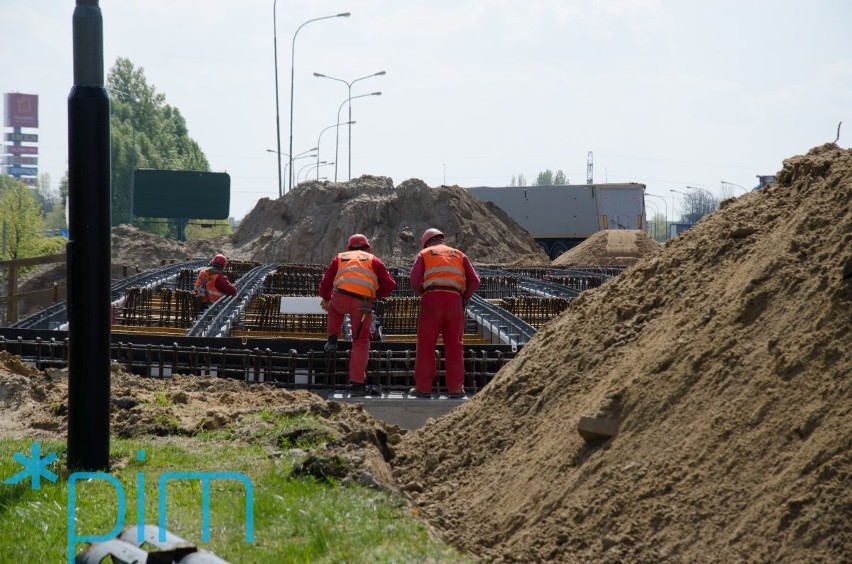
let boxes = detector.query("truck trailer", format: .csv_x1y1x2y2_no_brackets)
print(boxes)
466,183,646,259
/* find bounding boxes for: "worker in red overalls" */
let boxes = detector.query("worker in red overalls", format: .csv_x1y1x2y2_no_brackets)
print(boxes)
319,234,396,397
409,228,480,399
194,254,238,308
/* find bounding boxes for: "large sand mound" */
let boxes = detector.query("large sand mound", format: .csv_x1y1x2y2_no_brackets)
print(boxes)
392,143,852,562
230,176,547,266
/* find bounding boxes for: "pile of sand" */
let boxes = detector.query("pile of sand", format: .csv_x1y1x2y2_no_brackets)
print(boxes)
552,229,662,267
229,176,547,267
391,143,852,562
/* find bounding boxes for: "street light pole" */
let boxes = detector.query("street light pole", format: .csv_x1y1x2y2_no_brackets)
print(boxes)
305,161,333,182
296,161,321,184
288,12,351,192
314,71,385,181
334,92,380,181
267,147,316,192
645,193,668,240
273,0,282,198
317,121,355,180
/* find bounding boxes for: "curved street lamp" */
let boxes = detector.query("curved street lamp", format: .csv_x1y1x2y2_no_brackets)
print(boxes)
268,147,316,194
305,161,334,182
314,71,385,180
296,161,318,185
288,12,351,192
272,0,283,197
333,92,381,181
644,193,668,240
721,180,748,195
317,121,355,180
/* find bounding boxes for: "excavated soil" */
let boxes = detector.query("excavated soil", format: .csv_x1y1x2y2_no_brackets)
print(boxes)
0,350,401,488
229,176,547,267
392,143,852,562
4,146,850,562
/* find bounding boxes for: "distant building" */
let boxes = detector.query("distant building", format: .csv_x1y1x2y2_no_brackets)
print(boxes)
754,175,777,191
669,222,693,238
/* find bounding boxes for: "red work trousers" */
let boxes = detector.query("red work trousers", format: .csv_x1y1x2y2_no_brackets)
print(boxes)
414,291,465,394
327,292,372,384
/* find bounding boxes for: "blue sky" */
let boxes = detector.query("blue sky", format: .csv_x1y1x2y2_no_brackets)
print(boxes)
1,0,850,221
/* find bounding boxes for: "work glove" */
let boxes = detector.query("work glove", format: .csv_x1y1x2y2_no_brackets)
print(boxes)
320,298,329,311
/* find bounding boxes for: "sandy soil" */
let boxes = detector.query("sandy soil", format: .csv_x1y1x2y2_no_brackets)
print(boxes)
552,229,662,267
392,143,852,562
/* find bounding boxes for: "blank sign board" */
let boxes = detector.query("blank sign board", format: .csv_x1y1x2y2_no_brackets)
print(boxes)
133,169,230,219
280,296,326,314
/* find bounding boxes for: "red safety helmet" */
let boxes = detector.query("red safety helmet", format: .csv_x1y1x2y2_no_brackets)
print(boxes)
420,228,444,249
210,254,228,269
347,234,371,250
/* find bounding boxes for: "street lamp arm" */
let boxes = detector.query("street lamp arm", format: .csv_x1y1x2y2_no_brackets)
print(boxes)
288,12,351,192
644,192,669,240
314,71,384,182
721,180,748,194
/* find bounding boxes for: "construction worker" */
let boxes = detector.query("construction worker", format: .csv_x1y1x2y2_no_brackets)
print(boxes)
194,254,238,308
319,234,396,397
409,228,480,399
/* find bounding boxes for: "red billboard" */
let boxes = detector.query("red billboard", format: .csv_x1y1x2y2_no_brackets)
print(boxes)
6,144,38,155
4,93,39,128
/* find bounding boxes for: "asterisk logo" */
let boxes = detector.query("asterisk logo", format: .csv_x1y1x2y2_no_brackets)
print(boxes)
2,442,58,490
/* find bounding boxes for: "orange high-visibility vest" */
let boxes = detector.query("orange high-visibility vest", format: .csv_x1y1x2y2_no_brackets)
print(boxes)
420,244,466,293
194,269,225,304
333,251,379,298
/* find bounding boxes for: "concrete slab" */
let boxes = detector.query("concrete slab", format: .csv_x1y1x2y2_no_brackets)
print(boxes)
327,390,467,430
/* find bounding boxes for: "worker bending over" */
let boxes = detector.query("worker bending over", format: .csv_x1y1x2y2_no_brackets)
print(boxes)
319,234,396,397
194,254,238,308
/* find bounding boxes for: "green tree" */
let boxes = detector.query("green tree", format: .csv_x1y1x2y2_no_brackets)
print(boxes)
648,211,667,241
0,176,46,259
510,174,527,187
107,57,211,232
533,169,568,186
535,169,554,186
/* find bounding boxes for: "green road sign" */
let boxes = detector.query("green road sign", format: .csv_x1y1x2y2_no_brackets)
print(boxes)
132,169,230,219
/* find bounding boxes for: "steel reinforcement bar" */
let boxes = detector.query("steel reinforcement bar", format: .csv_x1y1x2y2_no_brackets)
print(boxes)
11,259,208,331
0,336,516,394
186,264,279,338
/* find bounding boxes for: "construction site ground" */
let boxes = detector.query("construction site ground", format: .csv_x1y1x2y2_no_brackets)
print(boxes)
1,143,850,562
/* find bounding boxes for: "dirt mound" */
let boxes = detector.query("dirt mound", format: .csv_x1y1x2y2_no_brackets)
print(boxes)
391,143,852,562
552,229,662,267
0,355,401,488
230,176,548,266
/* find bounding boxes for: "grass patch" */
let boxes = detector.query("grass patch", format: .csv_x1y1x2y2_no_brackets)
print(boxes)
0,436,470,562
199,411,338,450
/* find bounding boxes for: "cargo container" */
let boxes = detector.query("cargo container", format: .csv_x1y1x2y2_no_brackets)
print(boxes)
466,183,646,259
